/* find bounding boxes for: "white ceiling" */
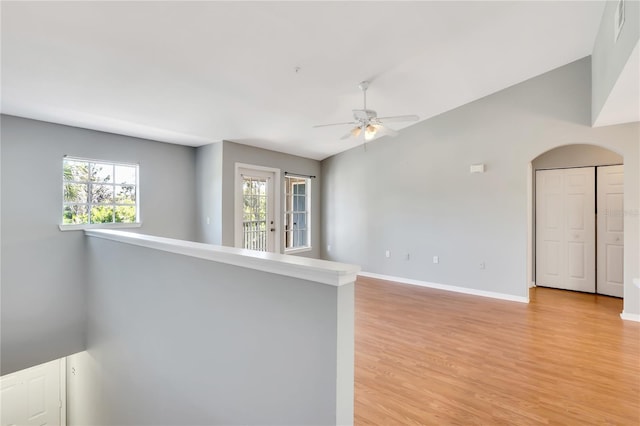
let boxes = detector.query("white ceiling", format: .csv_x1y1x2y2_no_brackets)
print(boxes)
1,1,609,160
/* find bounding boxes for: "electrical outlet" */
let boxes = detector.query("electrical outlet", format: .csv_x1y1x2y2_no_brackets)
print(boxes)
206,216,210,225
479,262,486,269
327,244,331,252
433,256,439,264
385,250,391,258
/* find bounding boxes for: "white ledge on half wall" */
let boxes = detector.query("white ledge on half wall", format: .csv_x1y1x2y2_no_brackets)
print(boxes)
84,230,360,286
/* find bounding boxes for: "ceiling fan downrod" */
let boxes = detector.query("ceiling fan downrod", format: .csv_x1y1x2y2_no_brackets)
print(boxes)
358,81,369,110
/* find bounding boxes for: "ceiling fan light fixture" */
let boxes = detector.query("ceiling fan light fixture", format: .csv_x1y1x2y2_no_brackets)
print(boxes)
351,127,362,137
364,124,377,140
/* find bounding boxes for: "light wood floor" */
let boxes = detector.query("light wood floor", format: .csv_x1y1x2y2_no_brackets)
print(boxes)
354,277,640,425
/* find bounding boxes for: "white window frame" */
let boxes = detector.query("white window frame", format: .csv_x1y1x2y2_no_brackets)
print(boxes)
59,156,141,231
284,175,311,254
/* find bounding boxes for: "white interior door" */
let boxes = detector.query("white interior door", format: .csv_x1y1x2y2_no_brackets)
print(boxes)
597,165,624,297
536,168,595,293
235,165,280,253
0,359,62,426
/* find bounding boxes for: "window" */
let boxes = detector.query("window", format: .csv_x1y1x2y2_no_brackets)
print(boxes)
62,157,139,227
284,176,310,251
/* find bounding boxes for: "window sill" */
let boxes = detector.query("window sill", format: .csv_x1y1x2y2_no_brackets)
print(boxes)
285,246,312,255
59,222,142,232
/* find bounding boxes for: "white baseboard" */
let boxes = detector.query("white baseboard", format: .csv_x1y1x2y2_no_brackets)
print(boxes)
358,271,529,303
620,312,640,322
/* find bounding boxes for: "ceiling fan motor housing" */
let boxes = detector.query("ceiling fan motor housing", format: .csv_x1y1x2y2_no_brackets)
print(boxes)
353,109,377,121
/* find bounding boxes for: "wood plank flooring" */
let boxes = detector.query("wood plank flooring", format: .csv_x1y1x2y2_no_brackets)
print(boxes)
354,277,640,425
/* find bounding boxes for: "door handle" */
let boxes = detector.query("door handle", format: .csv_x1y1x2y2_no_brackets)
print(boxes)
270,228,275,232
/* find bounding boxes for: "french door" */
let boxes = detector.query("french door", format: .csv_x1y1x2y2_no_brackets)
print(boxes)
235,165,280,252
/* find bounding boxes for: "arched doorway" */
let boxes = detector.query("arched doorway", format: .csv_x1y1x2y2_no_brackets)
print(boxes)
528,144,625,299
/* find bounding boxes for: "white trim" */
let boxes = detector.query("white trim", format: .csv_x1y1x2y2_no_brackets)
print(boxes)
234,163,281,253
60,358,67,426
63,155,138,167
284,175,311,252
285,246,313,255
59,222,142,231
620,311,640,322
85,229,360,286
527,163,533,294
358,271,530,303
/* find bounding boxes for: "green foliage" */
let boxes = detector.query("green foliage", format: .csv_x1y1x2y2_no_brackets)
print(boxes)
63,205,88,224
115,206,136,223
242,179,267,221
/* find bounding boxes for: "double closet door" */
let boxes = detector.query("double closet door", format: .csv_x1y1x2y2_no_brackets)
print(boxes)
535,165,624,297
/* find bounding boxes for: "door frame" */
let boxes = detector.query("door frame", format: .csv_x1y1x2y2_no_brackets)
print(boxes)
528,153,627,306
234,163,281,253
61,357,67,426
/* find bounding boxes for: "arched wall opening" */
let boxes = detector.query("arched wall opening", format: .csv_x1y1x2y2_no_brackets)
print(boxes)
527,143,625,306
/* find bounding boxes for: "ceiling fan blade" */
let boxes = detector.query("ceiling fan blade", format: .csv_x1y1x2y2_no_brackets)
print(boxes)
340,132,353,140
376,115,419,123
341,126,361,140
312,121,357,128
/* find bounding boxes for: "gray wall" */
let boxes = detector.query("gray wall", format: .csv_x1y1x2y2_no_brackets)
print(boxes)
321,58,640,315
67,236,352,425
532,143,623,170
197,140,322,258
592,0,639,123
0,115,197,375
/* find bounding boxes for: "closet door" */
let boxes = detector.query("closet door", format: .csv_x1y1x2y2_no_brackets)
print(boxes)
536,168,595,293
597,165,624,297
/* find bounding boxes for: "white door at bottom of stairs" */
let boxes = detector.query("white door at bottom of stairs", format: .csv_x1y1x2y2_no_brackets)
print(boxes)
0,359,62,426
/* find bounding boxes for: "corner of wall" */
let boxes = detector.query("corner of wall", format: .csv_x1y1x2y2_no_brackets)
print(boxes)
591,0,640,125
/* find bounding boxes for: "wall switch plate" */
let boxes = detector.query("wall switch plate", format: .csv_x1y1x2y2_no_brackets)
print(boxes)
327,245,331,252
433,256,439,264
479,262,486,269
385,250,391,258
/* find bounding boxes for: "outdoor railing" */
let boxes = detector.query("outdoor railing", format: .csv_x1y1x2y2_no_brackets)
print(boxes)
243,220,267,251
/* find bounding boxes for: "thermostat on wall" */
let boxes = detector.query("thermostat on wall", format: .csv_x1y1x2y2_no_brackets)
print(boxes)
470,164,486,173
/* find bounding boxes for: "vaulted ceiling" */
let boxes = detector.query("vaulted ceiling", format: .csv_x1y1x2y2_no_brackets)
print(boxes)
2,1,609,160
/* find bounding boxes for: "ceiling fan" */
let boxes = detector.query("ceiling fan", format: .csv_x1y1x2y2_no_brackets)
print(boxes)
313,81,419,141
